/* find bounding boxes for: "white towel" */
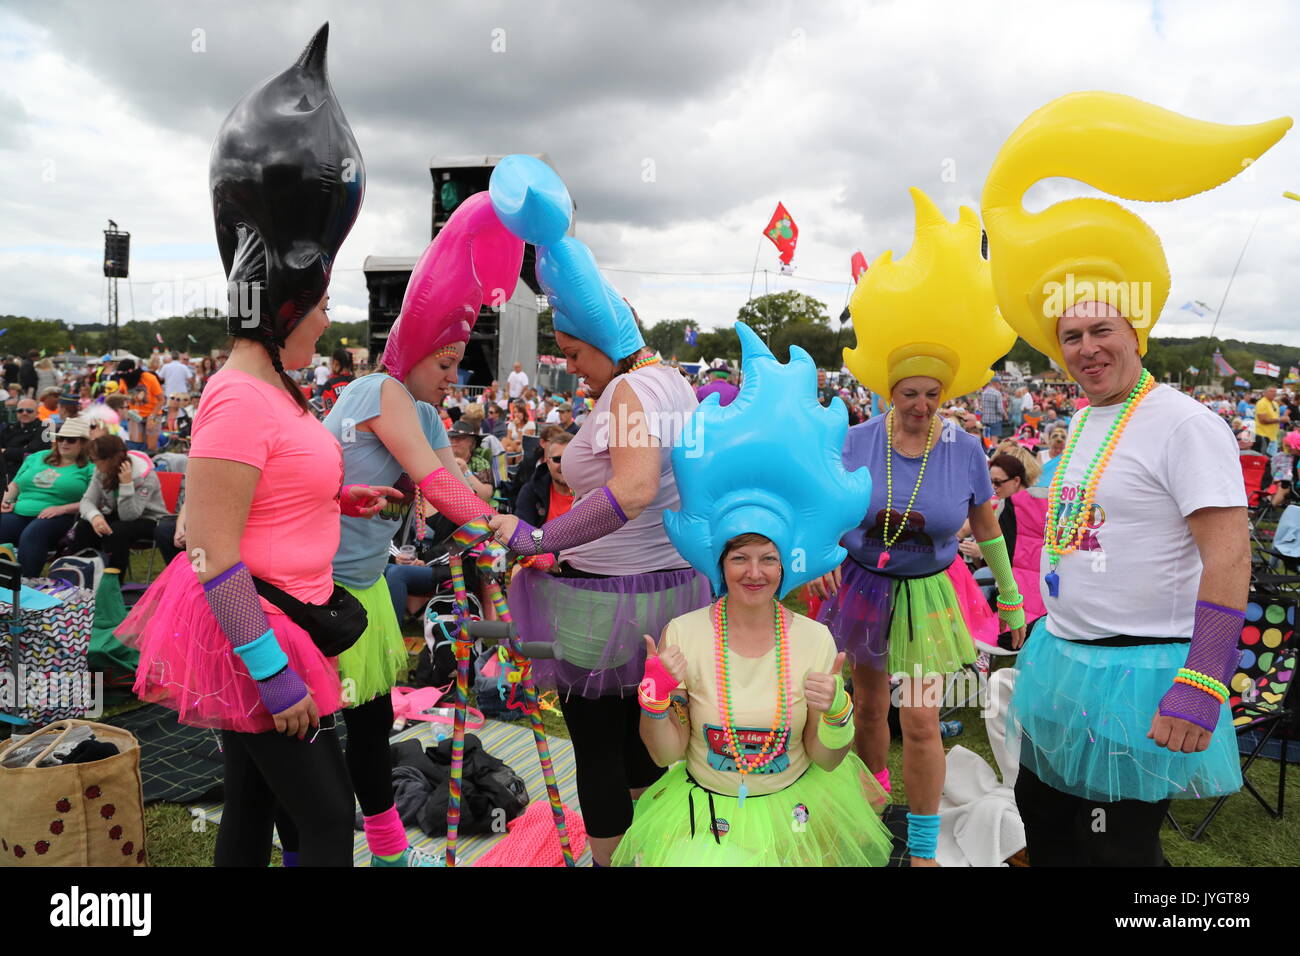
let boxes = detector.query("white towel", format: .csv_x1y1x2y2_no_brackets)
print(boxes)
937,667,1025,867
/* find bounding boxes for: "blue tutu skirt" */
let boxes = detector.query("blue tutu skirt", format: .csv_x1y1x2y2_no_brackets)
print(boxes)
1008,621,1243,803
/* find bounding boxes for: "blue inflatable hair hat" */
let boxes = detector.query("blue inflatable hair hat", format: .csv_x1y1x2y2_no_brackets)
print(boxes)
664,322,872,598
489,155,645,364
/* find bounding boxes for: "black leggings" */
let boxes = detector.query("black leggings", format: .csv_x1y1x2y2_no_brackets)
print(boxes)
559,693,665,839
1014,763,1171,867
215,725,354,867
71,516,156,571
277,693,398,853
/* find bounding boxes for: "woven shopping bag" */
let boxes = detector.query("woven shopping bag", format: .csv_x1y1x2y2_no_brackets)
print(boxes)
0,578,95,726
0,719,147,866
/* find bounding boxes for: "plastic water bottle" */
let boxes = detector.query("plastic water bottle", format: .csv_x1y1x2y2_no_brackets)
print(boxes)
939,720,963,739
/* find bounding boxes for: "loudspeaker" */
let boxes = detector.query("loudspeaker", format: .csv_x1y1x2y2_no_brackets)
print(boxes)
103,230,130,278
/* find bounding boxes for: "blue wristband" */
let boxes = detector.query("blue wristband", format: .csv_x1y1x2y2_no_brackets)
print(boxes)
233,628,289,681
906,812,941,859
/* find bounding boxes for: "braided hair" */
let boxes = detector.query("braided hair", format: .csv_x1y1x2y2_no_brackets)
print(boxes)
264,336,312,414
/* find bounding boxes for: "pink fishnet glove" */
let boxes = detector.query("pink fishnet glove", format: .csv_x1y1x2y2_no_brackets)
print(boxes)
340,484,389,518
508,486,628,555
1157,600,1245,733
642,653,681,700
418,468,495,525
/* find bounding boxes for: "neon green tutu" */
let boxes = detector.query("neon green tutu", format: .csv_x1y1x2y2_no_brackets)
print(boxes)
336,577,408,707
885,572,977,678
611,755,893,867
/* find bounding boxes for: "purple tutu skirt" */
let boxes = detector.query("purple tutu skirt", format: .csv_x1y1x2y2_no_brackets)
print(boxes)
509,566,711,698
115,554,344,733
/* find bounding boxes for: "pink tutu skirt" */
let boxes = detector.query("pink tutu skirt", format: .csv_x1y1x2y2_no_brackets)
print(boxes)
945,557,999,650
115,555,344,733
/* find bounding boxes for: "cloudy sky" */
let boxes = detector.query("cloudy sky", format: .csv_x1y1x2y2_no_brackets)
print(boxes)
2,0,1298,347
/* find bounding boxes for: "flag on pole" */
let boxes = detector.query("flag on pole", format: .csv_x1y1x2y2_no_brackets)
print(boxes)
1212,350,1235,376
685,325,697,346
1234,377,1251,388
850,251,869,284
1253,359,1281,377
155,332,164,344
187,334,197,343
763,202,798,266
1286,366,1300,384
1186,365,1199,375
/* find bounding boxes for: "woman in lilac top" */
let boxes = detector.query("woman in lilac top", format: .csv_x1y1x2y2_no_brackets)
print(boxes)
485,155,710,867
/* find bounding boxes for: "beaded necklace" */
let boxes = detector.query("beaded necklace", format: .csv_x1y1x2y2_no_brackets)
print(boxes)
1043,369,1155,598
877,410,936,569
713,596,791,806
627,354,661,373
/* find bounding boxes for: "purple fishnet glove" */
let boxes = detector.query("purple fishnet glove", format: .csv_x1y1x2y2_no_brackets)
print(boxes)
507,485,628,555
1157,600,1245,733
203,562,308,714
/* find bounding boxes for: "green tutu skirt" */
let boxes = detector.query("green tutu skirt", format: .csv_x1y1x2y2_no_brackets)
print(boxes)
336,577,408,707
612,755,893,867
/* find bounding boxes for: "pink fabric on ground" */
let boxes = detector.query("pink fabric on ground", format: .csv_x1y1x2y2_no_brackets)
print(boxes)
475,800,587,867
188,369,343,605
363,805,410,857
945,556,998,649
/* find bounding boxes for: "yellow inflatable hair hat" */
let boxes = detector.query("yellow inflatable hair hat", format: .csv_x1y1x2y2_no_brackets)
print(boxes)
843,187,1015,400
981,92,1290,373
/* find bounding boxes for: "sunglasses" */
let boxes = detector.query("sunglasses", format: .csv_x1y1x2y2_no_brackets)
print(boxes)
16,408,36,414
989,476,1016,488
57,436,83,444
549,456,563,464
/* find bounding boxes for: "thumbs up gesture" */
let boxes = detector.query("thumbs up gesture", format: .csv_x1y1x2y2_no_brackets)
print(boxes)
805,652,847,713
642,634,686,698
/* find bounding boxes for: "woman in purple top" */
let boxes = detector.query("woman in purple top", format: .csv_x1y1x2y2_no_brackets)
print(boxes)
814,189,1027,866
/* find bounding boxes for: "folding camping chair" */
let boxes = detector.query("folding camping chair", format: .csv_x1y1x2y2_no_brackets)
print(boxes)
1167,582,1297,840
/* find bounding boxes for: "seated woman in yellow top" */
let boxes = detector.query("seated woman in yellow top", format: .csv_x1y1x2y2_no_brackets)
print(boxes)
612,323,892,867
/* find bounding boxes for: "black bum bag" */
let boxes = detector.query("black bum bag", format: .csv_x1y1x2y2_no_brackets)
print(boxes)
252,577,368,657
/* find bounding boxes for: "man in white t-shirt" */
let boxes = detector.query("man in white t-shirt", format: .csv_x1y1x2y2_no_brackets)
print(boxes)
1009,300,1249,867
159,351,194,397
314,360,330,390
507,362,529,400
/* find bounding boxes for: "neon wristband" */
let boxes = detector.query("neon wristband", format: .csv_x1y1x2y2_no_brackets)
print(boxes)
822,676,851,724
817,713,854,750
233,628,289,681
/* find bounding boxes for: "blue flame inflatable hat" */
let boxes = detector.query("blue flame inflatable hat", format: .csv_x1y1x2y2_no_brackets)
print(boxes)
489,155,644,364
665,323,872,598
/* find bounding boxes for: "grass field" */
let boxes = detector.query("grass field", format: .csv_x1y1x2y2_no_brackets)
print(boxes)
26,549,1300,867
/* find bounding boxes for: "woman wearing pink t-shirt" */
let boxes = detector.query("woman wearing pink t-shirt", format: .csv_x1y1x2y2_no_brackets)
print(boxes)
117,27,391,867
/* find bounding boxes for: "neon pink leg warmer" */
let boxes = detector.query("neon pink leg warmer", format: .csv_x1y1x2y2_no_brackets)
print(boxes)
362,805,409,857
874,767,891,793
418,468,495,525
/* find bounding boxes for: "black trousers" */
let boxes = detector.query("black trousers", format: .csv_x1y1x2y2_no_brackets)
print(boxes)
277,693,399,854
215,725,355,867
71,516,156,571
559,693,665,839
1014,763,1171,867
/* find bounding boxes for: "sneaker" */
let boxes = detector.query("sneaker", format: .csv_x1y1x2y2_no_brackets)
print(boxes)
370,846,444,868
939,720,963,739
974,631,1022,657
